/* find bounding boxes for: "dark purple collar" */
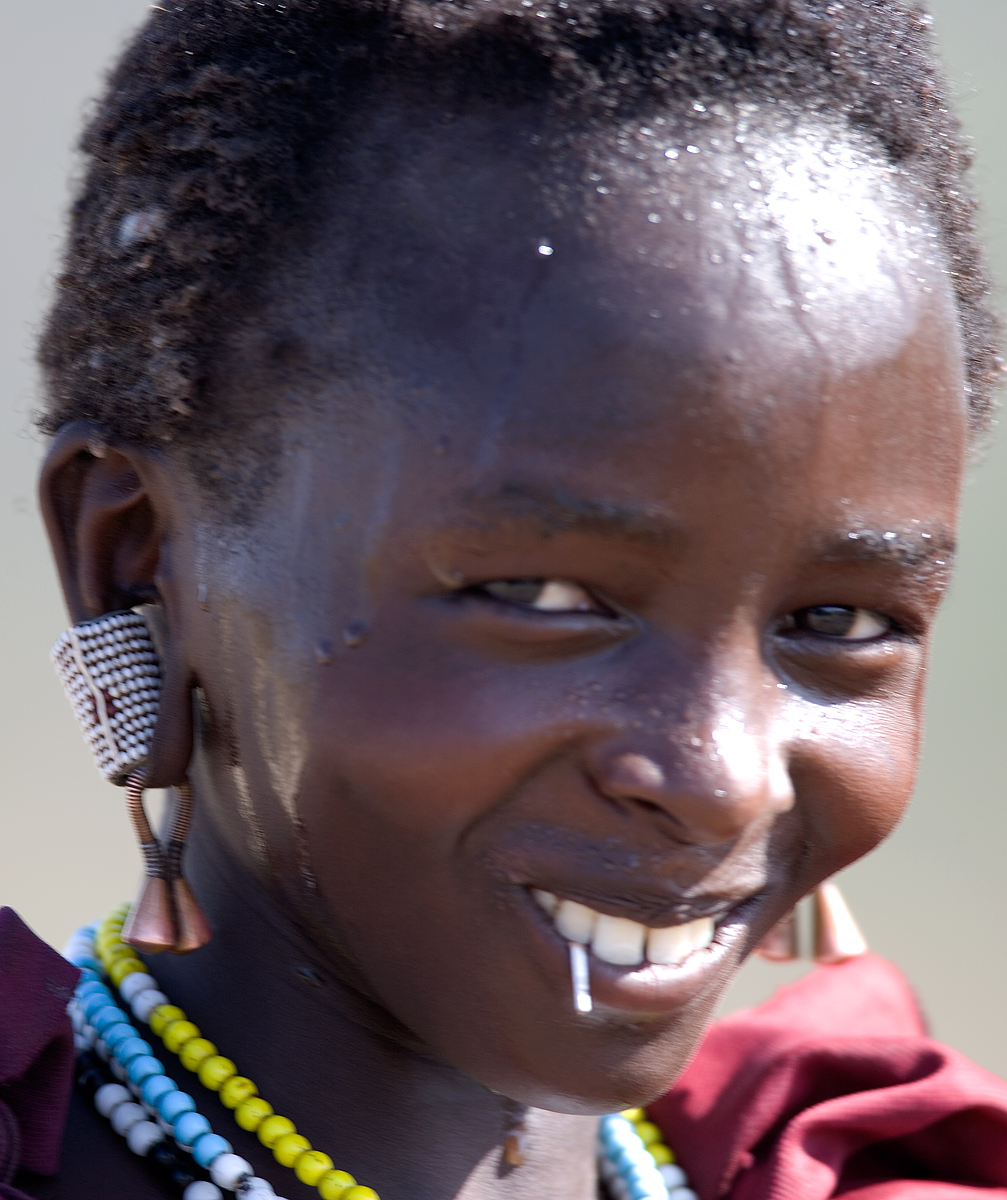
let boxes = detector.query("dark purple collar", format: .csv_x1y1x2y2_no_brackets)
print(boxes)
0,908,79,1185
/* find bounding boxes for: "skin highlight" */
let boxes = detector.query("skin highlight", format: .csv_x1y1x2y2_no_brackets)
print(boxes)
36,111,967,1200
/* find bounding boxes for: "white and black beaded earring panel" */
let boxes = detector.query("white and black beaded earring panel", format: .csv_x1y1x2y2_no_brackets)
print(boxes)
50,609,161,784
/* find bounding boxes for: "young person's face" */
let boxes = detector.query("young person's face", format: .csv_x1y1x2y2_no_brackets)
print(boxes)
169,109,968,1110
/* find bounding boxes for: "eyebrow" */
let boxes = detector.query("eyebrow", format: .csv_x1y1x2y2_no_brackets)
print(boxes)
813,526,957,570
452,481,685,548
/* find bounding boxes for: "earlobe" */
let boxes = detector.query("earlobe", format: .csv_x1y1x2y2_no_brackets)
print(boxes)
41,420,195,788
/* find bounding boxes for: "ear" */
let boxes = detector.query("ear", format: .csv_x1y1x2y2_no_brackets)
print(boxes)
40,420,194,787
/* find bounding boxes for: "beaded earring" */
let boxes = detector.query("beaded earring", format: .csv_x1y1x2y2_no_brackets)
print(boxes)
51,610,211,955
754,880,866,964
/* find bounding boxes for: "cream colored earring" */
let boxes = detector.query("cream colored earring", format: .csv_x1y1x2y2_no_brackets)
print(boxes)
755,880,867,964
51,609,210,954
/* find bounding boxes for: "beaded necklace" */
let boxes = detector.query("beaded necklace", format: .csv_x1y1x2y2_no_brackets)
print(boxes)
65,905,698,1200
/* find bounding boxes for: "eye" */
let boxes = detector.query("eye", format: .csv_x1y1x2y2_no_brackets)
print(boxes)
788,605,891,641
477,578,600,613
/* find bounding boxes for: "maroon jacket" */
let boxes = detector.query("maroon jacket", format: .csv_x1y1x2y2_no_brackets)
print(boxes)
3,907,1007,1198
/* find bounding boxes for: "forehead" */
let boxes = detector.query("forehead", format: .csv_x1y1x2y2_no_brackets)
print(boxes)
228,104,965,512
265,107,955,382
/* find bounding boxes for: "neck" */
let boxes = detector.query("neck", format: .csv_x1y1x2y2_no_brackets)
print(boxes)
146,790,600,1200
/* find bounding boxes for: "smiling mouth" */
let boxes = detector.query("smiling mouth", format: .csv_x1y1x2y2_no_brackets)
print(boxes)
531,889,716,969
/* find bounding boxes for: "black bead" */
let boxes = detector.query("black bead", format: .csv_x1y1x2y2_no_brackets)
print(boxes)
148,1141,185,1179
76,1049,103,1077
76,1067,106,1100
168,1165,197,1190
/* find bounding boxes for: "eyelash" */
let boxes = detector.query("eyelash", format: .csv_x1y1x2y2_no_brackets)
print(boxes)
468,579,898,643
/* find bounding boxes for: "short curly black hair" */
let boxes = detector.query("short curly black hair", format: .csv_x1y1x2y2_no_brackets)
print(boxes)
37,0,1002,458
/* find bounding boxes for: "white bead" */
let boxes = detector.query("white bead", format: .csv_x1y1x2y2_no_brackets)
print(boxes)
668,1190,699,1200
209,1153,254,1190
69,1004,86,1034
120,972,158,1002
110,1101,148,1136
81,1024,98,1049
132,989,169,1022
109,1057,128,1082
126,1119,165,1156
660,1165,688,1188
94,1083,131,1118
95,1039,111,1062
237,1182,275,1199
184,1185,224,1200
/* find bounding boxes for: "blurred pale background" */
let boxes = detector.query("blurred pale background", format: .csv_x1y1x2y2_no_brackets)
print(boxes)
2,2,1005,1073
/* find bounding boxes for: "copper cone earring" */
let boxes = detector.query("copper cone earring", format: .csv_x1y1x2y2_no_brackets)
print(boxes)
812,880,868,964
51,609,211,954
755,880,867,964
755,908,800,962
120,771,211,954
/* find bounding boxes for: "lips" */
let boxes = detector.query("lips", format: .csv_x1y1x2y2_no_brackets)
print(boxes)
532,889,716,967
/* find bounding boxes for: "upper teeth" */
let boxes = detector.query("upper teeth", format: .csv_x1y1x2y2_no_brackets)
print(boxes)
532,890,715,968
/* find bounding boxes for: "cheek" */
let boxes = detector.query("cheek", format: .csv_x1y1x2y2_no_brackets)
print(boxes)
791,696,923,880
299,642,589,841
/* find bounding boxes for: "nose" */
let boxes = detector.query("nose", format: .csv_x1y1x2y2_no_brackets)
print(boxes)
586,719,794,845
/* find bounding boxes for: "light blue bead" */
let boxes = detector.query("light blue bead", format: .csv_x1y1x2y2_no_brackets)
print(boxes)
77,979,109,1000
92,1005,126,1034
173,1110,211,1148
141,1074,177,1108
115,1037,153,1065
159,1090,196,1124
77,967,101,985
127,1054,165,1086
68,954,101,972
191,1132,232,1168
80,989,113,1019
103,1022,138,1050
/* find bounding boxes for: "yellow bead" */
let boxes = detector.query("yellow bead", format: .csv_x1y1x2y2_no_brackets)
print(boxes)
648,1143,674,1165
163,1019,201,1053
634,1121,662,1147
342,1188,379,1200
109,956,145,986
103,941,135,963
220,1076,258,1110
257,1113,296,1148
296,1151,334,1185
179,1038,217,1072
96,931,122,952
620,1108,646,1122
235,1096,273,1132
273,1132,311,1167
149,1005,186,1037
317,1170,357,1200
198,1055,236,1091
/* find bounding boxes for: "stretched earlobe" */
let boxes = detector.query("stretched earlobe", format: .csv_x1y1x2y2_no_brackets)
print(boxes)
41,422,194,787
51,610,210,953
